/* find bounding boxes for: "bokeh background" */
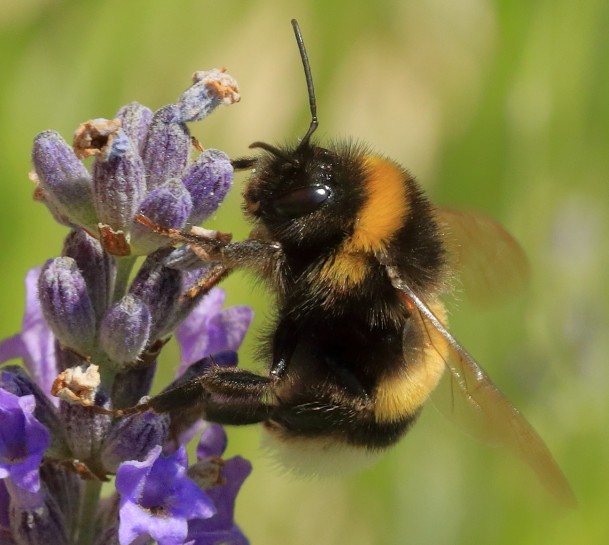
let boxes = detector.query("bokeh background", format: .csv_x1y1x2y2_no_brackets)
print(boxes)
1,0,607,543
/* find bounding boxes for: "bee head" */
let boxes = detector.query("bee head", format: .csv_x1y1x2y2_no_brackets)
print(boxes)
236,20,366,247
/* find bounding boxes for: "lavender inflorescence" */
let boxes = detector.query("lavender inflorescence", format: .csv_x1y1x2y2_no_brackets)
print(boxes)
0,69,252,545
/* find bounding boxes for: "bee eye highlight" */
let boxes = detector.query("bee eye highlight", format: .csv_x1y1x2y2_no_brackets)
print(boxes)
271,185,332,218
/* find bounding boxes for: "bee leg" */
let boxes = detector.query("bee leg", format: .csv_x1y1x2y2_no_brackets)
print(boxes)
231,157,257,170
185,237,285,280
120,366,275,426
136,214,284,273
270,317,299,379
164,226,283,271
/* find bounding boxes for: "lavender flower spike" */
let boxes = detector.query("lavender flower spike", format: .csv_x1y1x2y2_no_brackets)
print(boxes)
7,65,253,545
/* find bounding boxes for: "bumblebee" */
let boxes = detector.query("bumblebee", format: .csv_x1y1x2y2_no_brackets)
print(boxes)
127,20,574,504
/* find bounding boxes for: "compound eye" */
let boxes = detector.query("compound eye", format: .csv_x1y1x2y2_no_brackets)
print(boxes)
271,185,331,219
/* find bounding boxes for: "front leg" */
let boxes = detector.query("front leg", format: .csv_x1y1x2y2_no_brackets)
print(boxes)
136,214,284,275
117,366,276,426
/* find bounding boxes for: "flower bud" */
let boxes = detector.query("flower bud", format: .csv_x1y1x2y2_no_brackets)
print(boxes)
111,363,156,410
177,68,240,123
129,252,183,340
182,149,233,225
62,230,115,321
129,179,193,255
142,105,191,190
9,491,69,545
99,295,151,364
101,411,170,473
38,258,96,355
116,101,152,155
59,391,111,462
39,463,81,530
31,131,96,230
196,423,227,459
90,122,146,231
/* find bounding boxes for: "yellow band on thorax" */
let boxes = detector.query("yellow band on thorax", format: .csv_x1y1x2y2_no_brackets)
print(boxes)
346,155,409,254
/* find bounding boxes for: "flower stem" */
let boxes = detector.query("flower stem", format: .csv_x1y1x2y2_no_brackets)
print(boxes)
75,479,103,545
113,255,137,303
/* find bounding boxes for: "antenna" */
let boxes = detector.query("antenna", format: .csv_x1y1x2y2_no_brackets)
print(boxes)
291,19,318,148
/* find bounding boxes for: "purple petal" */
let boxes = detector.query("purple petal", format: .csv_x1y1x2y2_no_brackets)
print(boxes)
187,528,249,545
20,267,57,397
0,391,50,494
118,500,155,545
0,335,26,365
186,456,251,542
176,288,225,369
145,514,188,545
204,306,253,356
0,366,66,458
116,445,160,498
175,419,207,450
117,446,215,545
0,267,58,396
201,456,251,528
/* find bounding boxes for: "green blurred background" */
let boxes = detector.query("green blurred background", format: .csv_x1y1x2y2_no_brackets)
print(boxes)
1,0,607,543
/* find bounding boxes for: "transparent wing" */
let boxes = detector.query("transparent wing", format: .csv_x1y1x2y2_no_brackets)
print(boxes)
436,208,529,306
384,264,576,508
